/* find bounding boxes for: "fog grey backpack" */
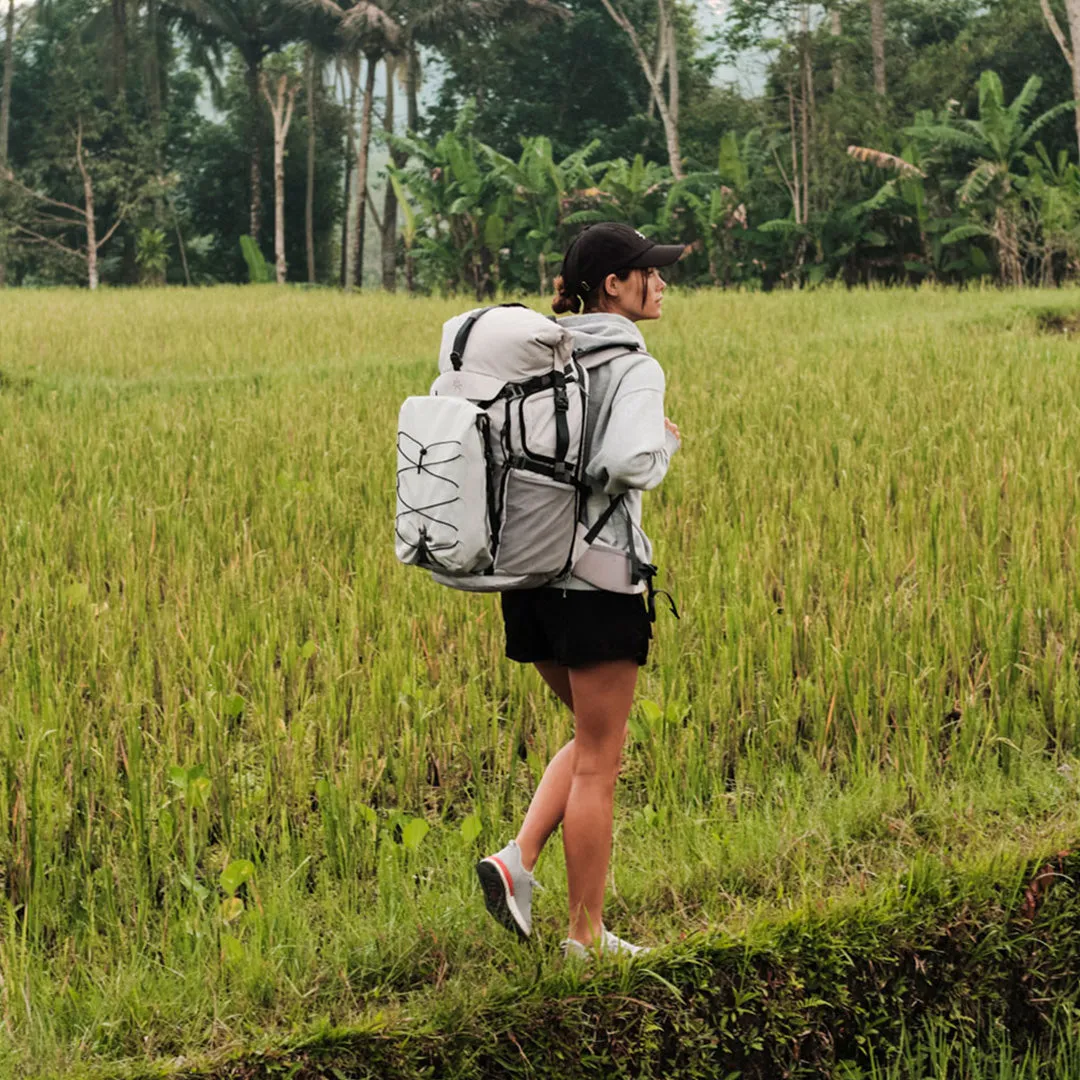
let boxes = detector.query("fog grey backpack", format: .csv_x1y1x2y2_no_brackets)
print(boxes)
395,304,589,591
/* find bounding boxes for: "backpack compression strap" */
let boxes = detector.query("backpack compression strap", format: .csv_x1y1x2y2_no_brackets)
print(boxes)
449,303,527,371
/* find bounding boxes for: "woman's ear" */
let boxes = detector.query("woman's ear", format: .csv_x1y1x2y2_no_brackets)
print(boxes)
603,272,620,298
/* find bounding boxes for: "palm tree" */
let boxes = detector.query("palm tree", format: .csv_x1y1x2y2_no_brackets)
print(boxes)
372,0,568,291
908,71,1075,285
298,0,400,287
175,0,302,243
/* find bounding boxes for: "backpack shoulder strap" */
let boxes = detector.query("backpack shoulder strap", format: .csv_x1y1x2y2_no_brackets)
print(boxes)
572,341,642,370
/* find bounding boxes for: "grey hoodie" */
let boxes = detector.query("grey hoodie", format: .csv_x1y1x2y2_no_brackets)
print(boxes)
554,312,680,592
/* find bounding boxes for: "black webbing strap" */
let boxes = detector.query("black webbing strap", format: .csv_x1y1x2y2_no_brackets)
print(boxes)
508,456,589,491
584,494,625,545
449,303,526,371
552,369,570,468
572,341,641,362
623,499,680,623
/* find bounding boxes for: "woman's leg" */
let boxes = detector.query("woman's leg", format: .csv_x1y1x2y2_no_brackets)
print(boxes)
515,661,574,872
562,659,638,945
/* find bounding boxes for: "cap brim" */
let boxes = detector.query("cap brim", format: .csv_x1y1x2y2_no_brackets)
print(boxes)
624,243,686,269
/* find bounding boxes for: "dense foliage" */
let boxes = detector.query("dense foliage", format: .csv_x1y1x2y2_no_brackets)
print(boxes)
1,0,1077,291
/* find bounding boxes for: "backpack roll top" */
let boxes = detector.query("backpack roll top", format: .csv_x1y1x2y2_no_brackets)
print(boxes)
396,304,589,592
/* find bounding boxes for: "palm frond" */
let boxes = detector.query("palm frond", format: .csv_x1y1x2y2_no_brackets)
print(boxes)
340,1,402,47
941,223,991,244
905,123,987,156
846,145,926,178
851,179,898,216
958,159,1001,204
290,0,346,17
1007,74,1044,125
977,69,1005,113
1019,100,1079,152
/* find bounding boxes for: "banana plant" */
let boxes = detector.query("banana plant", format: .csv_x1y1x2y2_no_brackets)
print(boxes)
564,153,672,232
1018,143,1080,284
385,105,514,298
484,135,601,293
662,131,752,285
907,71,1076,285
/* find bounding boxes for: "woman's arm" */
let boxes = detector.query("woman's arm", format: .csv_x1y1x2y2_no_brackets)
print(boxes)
587,358,680,494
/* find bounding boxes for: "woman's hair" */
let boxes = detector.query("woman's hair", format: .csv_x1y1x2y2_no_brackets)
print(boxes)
552,269,639,315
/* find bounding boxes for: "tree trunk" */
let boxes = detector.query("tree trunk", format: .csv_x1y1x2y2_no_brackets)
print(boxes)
665,0,678,140
305,47,316,284
0,0,14,287
787,69,801,225
381,55,400,292
351,55,377,290
75,122,99,290
146,0,162,137
169,194,191,286
830,6,842,91
1047,0,1080,162
262,72,297,285
340,58,357,287
2,0,15,168
800,7,810,220
406,42,419,133
246,60,263,243
869,0,886,96
599,0,683,178
111,0,127,103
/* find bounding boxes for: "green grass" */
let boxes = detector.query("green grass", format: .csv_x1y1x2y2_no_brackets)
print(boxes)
2,284,1080,1077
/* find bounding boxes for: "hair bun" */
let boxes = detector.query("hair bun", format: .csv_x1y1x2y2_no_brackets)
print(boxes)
551,274,582,315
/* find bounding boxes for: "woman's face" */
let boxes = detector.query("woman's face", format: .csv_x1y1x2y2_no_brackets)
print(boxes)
602,267,666,322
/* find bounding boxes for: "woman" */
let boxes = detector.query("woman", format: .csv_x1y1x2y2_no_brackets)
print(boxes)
476,222,683,958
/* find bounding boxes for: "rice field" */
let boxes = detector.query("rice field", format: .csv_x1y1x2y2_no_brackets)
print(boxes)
2,284,1080,1078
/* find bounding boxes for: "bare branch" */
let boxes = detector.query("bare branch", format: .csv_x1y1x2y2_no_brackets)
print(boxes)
0,169,88,216
365,185,383,233
11,223,86,262
598,0,683,177
770,144,797,207
283,81,297,136
95,205,131,250
1041,0,1074,69
25,208,85,228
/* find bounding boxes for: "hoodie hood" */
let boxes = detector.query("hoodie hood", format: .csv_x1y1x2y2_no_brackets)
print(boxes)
558,312,646,358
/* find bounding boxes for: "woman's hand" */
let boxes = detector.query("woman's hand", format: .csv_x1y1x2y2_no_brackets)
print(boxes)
664,417,681,443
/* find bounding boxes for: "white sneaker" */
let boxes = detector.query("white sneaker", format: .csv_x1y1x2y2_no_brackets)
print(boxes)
561,927,650,960
476,840,542,940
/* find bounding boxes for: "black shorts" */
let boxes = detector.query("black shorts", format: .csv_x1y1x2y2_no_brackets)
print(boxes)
500,588,652,668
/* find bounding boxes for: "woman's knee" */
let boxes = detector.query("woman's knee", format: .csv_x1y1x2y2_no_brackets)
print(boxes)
571,740,623,780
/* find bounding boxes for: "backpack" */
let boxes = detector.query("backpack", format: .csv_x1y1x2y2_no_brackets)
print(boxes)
394,304,589,591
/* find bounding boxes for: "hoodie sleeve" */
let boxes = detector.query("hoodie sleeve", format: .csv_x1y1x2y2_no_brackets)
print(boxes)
588,356,680,495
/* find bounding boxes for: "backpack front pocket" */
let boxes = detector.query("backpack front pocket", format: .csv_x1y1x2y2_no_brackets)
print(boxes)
395,396,494,573
494,468,576,577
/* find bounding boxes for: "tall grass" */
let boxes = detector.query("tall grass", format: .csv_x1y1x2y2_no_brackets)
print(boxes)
1,285,1079,1076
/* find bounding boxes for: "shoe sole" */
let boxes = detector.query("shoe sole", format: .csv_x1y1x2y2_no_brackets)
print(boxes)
476,857,529,940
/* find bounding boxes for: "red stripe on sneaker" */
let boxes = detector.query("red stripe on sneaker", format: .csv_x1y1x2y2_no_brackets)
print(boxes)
490,856,514,896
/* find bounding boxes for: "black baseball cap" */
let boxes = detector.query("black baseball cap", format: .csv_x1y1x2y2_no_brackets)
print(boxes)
560,222,685,296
